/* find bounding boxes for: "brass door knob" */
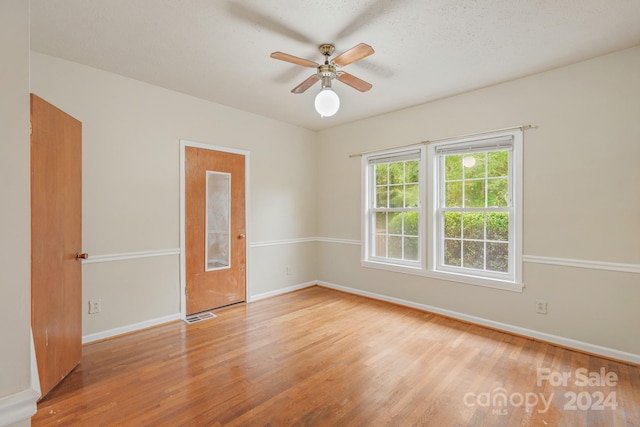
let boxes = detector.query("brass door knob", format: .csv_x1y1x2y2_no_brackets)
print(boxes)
76,252,89,260
238,234,246,239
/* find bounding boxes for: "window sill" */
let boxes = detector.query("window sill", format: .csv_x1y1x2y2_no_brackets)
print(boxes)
361,260,523,293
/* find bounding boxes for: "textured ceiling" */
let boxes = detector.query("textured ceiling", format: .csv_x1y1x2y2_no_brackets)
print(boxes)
30,0,640,131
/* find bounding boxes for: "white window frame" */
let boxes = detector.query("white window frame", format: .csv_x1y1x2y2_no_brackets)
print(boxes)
362,130,523,292
362,146,426,270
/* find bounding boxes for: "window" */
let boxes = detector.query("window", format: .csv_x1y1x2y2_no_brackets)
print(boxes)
362,130,522,291
433,132,520,282
363,148,423,268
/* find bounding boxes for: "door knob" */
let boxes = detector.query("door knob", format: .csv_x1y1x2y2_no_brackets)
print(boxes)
238,234,246,239
76,252,88,260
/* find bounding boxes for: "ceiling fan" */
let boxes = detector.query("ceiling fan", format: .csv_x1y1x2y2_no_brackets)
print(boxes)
270,43,375,117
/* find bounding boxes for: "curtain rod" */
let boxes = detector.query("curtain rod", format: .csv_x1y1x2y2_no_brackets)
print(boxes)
348,124,535,158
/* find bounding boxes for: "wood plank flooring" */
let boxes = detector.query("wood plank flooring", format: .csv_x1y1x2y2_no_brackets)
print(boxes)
33,286,640,426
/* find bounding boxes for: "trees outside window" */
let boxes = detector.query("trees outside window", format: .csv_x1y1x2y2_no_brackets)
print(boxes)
365,149,422,267
436,147,512,278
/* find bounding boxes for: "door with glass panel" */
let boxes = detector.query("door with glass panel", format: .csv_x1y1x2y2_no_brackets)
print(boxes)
185,147,246,314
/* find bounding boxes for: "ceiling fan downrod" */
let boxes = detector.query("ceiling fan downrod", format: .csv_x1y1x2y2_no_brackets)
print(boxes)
317,44,336,88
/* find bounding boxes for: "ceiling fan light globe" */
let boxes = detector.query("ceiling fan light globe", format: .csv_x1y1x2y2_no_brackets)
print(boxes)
314,88,340,117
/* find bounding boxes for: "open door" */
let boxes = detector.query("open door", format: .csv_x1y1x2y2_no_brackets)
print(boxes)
31,94,83,399
184,146,246,315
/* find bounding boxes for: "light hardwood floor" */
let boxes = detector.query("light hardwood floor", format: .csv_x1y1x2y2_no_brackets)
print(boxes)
33,286,640,426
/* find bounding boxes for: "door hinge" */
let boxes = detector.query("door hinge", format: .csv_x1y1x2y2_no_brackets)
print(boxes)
29,120,32,136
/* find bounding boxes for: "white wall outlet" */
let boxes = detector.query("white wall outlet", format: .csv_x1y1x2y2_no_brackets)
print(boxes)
88,299,101,314
535,299,548,314
286,266,292,276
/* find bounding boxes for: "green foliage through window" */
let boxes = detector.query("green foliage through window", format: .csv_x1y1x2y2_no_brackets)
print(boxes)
441,148,511,274
443,211,509,272
372,157,420,263
365,131,520,286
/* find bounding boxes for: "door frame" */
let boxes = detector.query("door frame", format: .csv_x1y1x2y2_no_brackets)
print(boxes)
179,140,251,319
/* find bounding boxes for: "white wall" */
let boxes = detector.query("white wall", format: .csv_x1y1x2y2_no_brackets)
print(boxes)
0,1,35,426
30,52,318,337
316,47,640,357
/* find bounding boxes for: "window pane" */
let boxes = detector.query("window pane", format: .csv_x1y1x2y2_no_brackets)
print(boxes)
376,186,388,208
463,241,484,269
389,163,404,184
444,212,461,238
463,153,485,179
406,160,419,183
464,180,485,208
404,237,419,261
366,152,423,266
463,212,484,239
375,232,387,257
488,151,508,177
445,181,462,207
487,178,508,207
433,132,519,281
486,212,509,241
487,242,509,272
404,211,419,236
389,185,404,208
444,239,461,266
376,212,387,234
445,155,462,180
405,184,419,207
388,236,402,259
376,164,388,185
388,212,402,234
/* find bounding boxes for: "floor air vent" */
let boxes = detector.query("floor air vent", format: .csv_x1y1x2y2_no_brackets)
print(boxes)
185,311,217,324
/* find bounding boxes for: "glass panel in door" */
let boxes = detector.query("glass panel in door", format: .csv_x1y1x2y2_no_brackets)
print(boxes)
206,171,231,270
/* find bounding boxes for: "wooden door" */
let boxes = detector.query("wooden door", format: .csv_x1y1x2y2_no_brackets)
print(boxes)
185,147,246,315
31,94,83,399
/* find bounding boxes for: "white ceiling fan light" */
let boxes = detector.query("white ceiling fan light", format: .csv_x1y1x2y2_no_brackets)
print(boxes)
315,87,340,117
314,77,340,117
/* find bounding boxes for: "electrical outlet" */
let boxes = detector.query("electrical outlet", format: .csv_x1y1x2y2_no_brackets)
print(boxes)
286,266,292,276
88,299,101,314
535,299,547,315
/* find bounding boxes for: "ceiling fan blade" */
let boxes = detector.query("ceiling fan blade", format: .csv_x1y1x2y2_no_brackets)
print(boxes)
335,0,410,39
227,3,313,44
332,43,375,67
291,75,320,94
271,52,319,68
336,72,373,92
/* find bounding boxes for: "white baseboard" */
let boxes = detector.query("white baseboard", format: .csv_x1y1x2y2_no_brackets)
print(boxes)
82,313,182,344
316,281,640,365
250,281,316,302
0,388,39,427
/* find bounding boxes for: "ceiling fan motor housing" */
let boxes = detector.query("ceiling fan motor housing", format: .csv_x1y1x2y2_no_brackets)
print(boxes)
317,65,336,89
